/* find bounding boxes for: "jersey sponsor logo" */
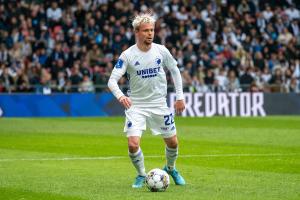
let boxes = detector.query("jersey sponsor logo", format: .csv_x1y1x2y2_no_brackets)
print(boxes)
115,59,124,68
136,67,160,79
134,61,140,66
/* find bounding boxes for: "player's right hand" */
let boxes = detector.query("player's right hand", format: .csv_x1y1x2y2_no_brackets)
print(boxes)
118,96,132,109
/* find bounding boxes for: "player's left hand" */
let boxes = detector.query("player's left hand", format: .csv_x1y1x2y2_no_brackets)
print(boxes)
118,95,132,109
174,99,185,115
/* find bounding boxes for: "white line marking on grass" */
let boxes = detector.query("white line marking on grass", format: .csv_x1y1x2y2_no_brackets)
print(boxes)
0,153,299,162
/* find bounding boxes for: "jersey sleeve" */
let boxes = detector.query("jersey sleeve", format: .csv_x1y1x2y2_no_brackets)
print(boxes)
107,53,128,99
162,46,184,100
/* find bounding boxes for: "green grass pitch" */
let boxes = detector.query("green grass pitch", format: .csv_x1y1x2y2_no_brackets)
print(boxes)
0,116,299,200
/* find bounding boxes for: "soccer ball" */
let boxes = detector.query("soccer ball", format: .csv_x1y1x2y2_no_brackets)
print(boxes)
145,168,170,192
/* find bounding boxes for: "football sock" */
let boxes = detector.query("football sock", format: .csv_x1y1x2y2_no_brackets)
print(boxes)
129,147,146,176
165,146,178,171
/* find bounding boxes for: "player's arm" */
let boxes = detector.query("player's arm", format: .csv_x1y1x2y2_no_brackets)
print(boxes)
107,57,132,109
162,46,185,115
169,66,185,115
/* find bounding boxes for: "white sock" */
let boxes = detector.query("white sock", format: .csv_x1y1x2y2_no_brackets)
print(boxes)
129,147,146,176
165,146,178,170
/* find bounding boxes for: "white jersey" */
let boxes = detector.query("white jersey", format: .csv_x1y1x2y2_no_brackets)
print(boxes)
108,43,184,107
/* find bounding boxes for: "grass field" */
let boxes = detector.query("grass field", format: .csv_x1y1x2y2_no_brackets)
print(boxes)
0,116,299,200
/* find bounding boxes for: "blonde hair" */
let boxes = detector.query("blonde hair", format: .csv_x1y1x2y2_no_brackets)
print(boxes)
132,13,156,31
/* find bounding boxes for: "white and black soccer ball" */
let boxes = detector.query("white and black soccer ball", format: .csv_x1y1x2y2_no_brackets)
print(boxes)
145,168,170,192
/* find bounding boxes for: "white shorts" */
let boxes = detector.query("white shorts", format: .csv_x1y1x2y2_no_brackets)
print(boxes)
124,105,176,138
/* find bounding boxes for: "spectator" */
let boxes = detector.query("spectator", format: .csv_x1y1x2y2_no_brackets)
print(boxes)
37,68,52,94
285,4,300,21
46,2,62,27
278,27,294,45
262,4,274,22
0,67,15,92
239,67,254,91
215,68,227,91
261,67,272,85
288,19,300,36
69,63,82,92
0,44,10,64
79,74,94,93
288,77,299,93
269,68,284,92
193,77,209,93
226,70,240,92
56,71,67,92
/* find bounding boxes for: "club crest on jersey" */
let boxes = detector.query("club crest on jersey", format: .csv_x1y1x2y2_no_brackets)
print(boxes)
115,59,124,69
155,58,161,66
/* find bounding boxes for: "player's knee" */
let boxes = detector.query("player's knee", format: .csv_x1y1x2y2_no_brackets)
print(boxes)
128,145,139,153
165,135,178,149
128,142,139,153
167,141,178,149
128,136,140,153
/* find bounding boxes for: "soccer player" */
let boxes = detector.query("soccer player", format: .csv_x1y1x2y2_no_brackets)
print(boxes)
107,13,186,188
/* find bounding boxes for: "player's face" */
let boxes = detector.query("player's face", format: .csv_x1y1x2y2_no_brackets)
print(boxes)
136,23,154,46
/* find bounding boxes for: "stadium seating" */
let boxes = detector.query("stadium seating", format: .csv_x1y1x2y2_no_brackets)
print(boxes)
0,0,299,93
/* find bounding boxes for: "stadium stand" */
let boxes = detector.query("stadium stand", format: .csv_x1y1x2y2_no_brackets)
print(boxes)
0,0,299,94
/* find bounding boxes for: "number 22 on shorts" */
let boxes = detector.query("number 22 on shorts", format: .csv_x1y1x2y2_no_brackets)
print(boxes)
164,113,174,126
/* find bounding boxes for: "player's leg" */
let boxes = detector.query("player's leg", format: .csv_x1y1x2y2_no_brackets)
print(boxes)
163,135,178,171
163,135,186,185
128,136,146,176
147,107,186,185
124,107,147,188
128,136,147,188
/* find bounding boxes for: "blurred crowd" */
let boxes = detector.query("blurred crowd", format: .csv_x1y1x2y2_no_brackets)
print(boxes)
0,0,299,94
